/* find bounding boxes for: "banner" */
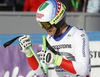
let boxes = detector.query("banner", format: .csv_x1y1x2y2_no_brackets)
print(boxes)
0,44,42,77
90,41,100,66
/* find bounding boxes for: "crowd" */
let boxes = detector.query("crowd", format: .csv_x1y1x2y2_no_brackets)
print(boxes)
0,0,100,12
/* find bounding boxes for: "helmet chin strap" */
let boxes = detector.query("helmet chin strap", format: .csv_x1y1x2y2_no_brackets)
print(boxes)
54,16,66,35
54,22,65,35
55,28,60,35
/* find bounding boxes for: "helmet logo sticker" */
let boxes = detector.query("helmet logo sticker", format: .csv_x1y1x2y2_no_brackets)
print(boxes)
37,13,44,19
39,2,49,11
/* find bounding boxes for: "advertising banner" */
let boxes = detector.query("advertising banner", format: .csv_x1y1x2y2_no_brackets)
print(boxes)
90,41,100,66
89,41,100,77
0,44,42,77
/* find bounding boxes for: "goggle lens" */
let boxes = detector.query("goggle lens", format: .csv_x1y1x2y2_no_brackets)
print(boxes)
39,22,53,30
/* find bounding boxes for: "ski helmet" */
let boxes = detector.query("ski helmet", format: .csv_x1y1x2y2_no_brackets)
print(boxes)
36,0,66,34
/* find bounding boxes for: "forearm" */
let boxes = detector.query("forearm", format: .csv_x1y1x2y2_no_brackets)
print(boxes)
19,35,43,75
60,58,88,76
82,0,87,12
60,59,76,74
26,51,43,75
27,54,43,75
27,55,39,70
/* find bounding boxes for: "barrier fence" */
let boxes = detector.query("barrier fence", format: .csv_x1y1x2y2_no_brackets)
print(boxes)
0,12,100,34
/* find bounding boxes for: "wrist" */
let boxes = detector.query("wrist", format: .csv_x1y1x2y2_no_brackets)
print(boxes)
26,51,34,57
54,55,62,66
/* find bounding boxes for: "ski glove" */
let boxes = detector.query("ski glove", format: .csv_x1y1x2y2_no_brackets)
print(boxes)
19,35,33,57
37,50,62,66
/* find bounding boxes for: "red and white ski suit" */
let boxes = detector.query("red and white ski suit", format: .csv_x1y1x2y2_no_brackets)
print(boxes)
27,26,91,77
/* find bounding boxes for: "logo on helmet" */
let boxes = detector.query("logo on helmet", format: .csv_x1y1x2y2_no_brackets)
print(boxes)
37,13,44,19
39,2,49,11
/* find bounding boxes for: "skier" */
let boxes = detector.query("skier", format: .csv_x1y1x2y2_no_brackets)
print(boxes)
19,0,91,77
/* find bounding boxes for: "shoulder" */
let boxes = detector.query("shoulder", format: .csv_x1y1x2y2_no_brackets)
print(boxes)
67,26,85,37
72,27,89,40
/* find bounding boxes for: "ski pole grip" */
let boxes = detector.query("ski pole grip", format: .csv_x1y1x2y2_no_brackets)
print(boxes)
42,35,46,51
42,35,47,74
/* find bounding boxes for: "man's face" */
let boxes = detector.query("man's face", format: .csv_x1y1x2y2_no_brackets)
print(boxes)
43,25,57,35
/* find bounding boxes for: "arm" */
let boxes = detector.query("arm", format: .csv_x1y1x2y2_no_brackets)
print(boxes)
26,53,43,75
19,35,43,75
60,30,90,76
82,0,87,12
72,30,90,75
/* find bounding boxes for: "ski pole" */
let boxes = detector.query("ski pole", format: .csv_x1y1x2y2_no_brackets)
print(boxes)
28,46,45,73
42,35,47,76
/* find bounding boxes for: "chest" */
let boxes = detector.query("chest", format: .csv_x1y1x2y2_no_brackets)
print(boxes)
48,35,76,61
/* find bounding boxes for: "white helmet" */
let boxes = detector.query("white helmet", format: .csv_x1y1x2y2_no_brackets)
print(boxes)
36,0,66,34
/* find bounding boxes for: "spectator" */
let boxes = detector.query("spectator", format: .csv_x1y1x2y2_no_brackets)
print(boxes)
4,0,14,6
0,0,25,11
82,0,88,12
59,0,88,12
86,0,100,13
23,0,47,12
0,0,14,11
14,0,25,11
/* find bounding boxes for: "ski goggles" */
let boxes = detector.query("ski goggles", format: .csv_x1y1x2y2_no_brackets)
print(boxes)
38,22,53,30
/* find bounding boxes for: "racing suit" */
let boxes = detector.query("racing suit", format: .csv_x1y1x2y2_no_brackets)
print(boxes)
27,26,91,77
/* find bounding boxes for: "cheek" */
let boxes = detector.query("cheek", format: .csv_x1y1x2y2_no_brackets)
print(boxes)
51,26,56,30
52,27,57,32
51,27,57,35
48,27,57,35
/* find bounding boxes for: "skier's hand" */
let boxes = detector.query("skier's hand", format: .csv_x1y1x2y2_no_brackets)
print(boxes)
19,35,32,54
37,50,62,66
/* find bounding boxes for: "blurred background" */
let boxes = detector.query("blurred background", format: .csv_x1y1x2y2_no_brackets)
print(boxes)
0,0,100,77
